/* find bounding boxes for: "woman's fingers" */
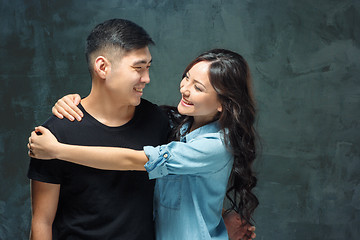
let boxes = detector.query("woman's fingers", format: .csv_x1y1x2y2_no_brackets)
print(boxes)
27,127,55,159
54,100,77,121
72,94,82,106
52,94,83,121
31,130,39,138
63,95,83,120
34,126,48,134
52,105,64,119
27,142,34,157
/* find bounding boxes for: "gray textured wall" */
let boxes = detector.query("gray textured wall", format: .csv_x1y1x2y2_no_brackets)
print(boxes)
1,0,359,239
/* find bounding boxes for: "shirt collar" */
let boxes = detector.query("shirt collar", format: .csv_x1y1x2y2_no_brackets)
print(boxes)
180,121,220,142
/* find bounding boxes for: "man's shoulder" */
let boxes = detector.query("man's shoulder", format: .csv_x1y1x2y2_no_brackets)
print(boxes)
139,98,161,111
139,99,168,119
42,115,65,129
42,115,74,128
42,115,86,138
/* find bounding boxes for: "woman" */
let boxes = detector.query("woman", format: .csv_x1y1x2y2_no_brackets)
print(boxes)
28,49,259,240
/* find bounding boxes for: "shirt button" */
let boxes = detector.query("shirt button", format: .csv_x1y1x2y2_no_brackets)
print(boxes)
163,153,168,158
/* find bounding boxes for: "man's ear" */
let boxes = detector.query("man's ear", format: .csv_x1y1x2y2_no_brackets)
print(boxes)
93,56,110,79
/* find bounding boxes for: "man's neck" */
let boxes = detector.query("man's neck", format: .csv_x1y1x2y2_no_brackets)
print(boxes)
81,93,136,127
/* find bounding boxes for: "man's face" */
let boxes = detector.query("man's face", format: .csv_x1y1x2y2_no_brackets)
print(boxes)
106,46,152,106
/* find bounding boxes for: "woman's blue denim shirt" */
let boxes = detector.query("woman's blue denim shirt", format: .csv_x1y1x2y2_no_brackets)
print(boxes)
144,121,233,240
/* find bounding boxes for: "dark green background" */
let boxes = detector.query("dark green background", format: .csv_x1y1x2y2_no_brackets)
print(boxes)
1,0,359,239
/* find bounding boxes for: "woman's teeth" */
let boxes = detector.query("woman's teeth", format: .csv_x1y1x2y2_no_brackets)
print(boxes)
182,98,193,105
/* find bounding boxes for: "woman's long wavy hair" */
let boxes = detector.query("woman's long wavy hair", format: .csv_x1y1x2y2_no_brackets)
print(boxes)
167,49,259,224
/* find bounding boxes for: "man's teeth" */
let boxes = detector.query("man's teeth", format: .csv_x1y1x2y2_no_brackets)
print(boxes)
134,88,143,92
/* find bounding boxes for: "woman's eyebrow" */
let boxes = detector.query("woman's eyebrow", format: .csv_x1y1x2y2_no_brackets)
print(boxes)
194,79,206,88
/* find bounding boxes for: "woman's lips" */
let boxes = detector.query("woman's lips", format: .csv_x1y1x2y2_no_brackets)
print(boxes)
181,98,193,107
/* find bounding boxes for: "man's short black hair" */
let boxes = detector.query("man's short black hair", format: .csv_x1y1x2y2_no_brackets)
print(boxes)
85,19,154,73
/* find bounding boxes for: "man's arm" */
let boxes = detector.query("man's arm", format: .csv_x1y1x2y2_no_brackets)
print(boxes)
30,180,60,240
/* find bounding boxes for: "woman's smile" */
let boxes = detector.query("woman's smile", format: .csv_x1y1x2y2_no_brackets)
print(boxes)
181,98,193,107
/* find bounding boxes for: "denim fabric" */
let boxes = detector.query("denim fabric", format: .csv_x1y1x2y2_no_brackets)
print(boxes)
144,121,233,240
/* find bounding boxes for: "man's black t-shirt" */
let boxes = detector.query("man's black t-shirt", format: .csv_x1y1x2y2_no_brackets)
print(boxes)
28,99,170,240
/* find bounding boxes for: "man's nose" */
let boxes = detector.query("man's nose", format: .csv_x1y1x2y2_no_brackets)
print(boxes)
141,70,150,84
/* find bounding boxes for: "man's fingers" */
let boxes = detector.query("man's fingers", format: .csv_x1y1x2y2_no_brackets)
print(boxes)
248,226,256,231
242,231,256,240
245,231,256,240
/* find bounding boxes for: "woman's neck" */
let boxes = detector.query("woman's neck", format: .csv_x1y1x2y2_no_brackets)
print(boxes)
190,117,212,132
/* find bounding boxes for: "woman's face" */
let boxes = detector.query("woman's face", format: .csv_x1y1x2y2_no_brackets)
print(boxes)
177,61,222,125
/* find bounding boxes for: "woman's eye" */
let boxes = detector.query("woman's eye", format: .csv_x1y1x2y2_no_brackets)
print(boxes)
194,85,203,92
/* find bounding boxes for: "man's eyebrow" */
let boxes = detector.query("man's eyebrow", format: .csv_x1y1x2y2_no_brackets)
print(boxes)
132,59,152,65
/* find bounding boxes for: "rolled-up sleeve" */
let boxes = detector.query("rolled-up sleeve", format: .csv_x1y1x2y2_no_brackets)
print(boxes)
143,133,232,179
143,145,170,179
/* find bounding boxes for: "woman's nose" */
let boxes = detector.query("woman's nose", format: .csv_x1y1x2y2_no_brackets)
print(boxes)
180,83,190,96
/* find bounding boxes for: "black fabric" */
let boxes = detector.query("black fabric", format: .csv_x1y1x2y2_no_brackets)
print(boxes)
28,99,170,240
159,105,185,130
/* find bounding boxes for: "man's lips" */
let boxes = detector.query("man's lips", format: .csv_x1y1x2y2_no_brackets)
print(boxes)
134,87,144,93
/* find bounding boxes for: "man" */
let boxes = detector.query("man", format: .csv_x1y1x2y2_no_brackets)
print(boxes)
28,19,169,239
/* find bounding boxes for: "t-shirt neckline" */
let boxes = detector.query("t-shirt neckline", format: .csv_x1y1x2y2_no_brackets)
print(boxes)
78,102,141,132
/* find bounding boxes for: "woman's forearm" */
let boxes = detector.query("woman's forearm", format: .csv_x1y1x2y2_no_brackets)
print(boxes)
54,144,148,171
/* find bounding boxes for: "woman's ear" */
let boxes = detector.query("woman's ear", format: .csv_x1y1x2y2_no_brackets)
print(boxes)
217,103,222,113
94,56,110,79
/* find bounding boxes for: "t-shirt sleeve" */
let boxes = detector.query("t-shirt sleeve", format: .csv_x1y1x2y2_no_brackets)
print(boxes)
143,133,232,179
28,158,64,184
27,117,64,184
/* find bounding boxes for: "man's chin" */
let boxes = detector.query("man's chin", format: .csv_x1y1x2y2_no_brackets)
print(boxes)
131,97,142,107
